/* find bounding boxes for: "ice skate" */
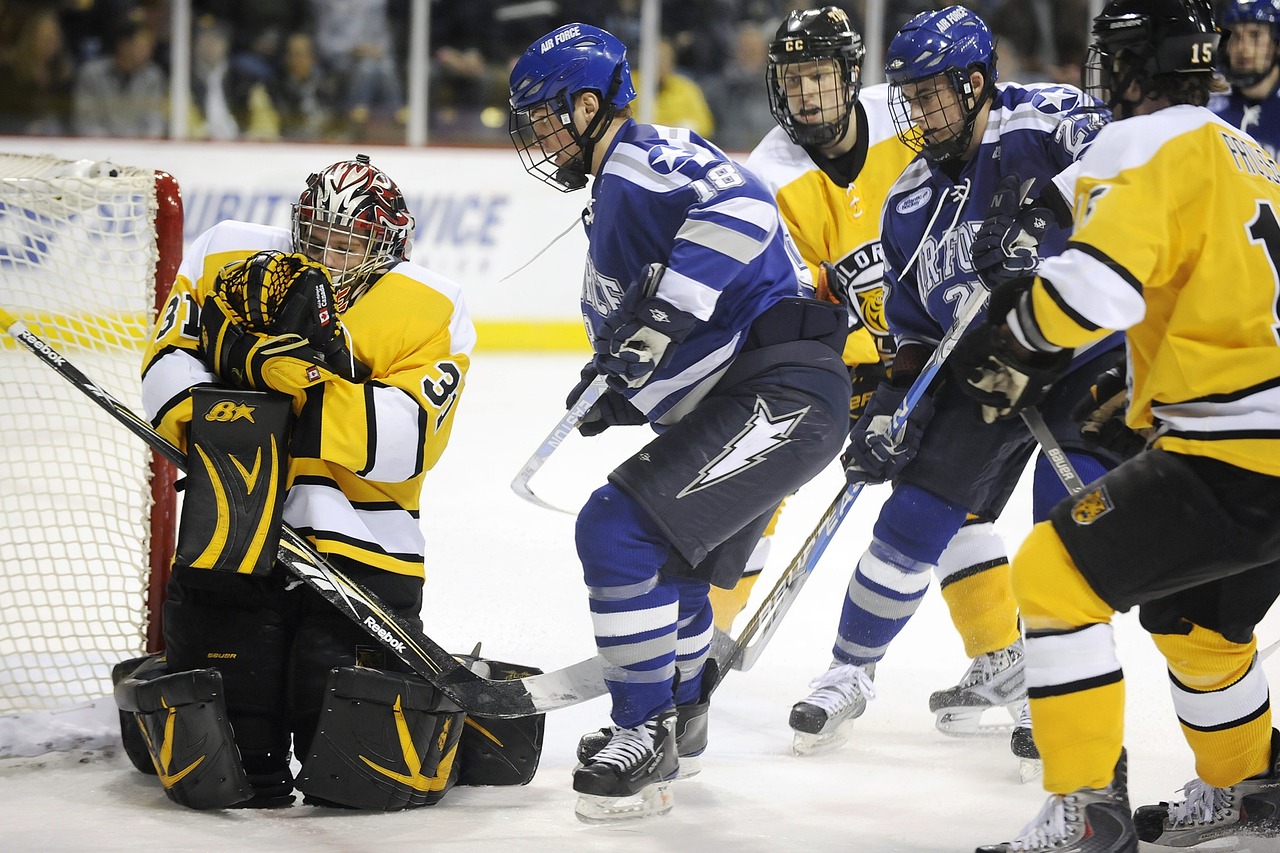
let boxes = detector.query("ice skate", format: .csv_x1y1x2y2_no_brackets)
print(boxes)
573,709,678,822
929,639,1026,736
978,750,1136,852
1011,700,1041,784
1132,729,1280,850
576,662,715,779
789,662,876,756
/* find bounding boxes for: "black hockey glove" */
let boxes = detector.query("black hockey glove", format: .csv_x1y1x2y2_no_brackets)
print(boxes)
842,380,935,485
848,360,889,427
593,264,697,389
950,277,1072,424
971,174,1051,289
566,363,647,437
1070,355,1148,459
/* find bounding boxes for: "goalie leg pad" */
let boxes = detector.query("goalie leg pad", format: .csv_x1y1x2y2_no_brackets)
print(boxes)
175,386,292,576
297,666,464,810
456,659,547,787
112,654,163,775
113,662,253,810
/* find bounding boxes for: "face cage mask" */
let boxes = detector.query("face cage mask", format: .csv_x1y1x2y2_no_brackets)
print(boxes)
510,84,620,192
767,56,859,148
292,206,400,311
1224,27,1280,88
888,68,983,162
1082,44,1143,115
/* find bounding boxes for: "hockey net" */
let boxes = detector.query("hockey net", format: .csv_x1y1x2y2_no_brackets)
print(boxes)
0,154,180,755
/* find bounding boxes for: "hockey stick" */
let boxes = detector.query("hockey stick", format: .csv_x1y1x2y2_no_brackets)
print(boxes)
1020,407,1086,497
508,374,608,514
723,287,990,677
0,306,607,718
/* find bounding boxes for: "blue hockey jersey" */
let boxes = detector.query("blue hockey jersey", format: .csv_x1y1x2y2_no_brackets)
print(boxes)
581,119,812,425
1209,86,1280,159
880,82,1116,362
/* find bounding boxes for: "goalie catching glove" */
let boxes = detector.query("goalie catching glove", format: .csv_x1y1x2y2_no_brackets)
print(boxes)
200,250,368,404
949,276,1072,423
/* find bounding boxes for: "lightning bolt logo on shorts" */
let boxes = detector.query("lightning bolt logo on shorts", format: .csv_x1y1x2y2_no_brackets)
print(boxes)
678,398,809,497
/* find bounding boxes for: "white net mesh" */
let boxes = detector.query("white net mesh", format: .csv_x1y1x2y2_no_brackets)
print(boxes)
0,154,169,719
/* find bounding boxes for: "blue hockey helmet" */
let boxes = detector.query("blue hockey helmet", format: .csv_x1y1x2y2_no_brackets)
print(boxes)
1222,0,1280,87
766,6,866,148
1083,0,1220,112
508,23,637,191
884,5,997,161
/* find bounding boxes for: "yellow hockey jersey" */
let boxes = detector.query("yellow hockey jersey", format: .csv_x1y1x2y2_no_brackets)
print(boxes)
744,84,917,367
1029,105,1280,476
142,220,476,576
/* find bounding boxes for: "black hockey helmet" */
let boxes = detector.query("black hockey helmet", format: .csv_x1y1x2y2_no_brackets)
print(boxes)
1083,0,1220,110
766,6,865,147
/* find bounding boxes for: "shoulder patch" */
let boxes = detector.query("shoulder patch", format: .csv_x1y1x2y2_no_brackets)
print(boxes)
1069,485,1114,526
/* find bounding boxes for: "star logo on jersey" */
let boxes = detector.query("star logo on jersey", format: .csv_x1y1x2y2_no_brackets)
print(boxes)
1033,88,1078,111
649,145,693,174
677,398,809,497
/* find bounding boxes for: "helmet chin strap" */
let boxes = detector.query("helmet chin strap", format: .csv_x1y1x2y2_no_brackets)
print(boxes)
557,68,625,190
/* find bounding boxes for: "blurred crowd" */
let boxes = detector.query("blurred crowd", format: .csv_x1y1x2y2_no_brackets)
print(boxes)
0,0,1101,151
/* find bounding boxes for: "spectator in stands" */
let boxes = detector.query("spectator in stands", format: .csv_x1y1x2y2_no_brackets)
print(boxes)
0,9,75,136
705,21,776,152
308,0,406,134
272,31,340,141
632,38,716,138
188,15,279,140
72,14,167,138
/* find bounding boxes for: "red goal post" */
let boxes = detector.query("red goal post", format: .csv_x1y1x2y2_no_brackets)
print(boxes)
0,155,180,726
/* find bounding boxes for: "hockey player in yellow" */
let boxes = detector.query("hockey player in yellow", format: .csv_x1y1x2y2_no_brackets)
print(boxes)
123,155,523,812
734,7,1030,762
954,2,1280,850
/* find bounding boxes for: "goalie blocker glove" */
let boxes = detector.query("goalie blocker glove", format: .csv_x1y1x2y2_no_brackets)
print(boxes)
593,263,696,389
949,276,1072,423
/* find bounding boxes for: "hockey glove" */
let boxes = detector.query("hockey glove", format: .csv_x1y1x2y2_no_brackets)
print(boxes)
848,360,889,427
566,363,647,436
971,174,1051,289
950,278,1072,424
1071,356,1149,459
842,381,935,485
593,264,697,389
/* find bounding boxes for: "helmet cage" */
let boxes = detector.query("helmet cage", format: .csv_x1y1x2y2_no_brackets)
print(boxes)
508,70,624,192
1083,1,1221,110
1223,1,1280,87
766,8,865,148
291,156,413,311
888,66,987,161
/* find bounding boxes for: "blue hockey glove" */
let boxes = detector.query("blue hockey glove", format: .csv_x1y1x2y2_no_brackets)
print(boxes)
593,264,697,388
971,174,1051,289
950,277,1073,423
841,381,935,485
566,363,647,436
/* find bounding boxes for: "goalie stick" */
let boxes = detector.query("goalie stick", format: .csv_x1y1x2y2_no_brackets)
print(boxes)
0,306,607,719
722,286,990,677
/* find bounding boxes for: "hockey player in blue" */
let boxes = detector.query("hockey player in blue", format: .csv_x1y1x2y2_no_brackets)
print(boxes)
788,6,1125,767
1210,0,1280,156
508,23,850,821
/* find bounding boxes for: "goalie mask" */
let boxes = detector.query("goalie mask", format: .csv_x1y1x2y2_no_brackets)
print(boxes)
766,6,866,148
885,5,998,162
508,23,636,192
1083,0,1220,115
292,154,414,311
1223,0,1280,88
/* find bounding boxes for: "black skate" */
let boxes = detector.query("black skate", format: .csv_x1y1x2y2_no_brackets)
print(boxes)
577,661,714,779
789,662,876,756
1011,700,1041,784
573,708,678,822
977,750,1136,852
1133,728,1280,849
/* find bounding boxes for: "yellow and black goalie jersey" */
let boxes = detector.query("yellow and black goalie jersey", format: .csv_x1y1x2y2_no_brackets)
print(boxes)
142,220,477,577
1029,104,1280,477
744,84,917,368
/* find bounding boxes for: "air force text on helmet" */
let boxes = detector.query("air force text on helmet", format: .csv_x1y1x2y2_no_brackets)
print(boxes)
541,25,582,54
936,6,972,31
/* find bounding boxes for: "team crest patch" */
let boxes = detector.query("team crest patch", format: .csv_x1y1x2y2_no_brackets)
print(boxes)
1070,485,1114,526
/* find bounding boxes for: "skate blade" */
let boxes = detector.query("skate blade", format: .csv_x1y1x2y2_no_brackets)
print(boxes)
675,755,701,780
1018,757,1042,784
1137,841,1261,853
574,781,674,823
934,704,1021,738
792,721,854,757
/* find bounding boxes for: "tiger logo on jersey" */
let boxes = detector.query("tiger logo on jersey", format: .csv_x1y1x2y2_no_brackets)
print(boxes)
831,239,890,339
1070,485,1114,526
